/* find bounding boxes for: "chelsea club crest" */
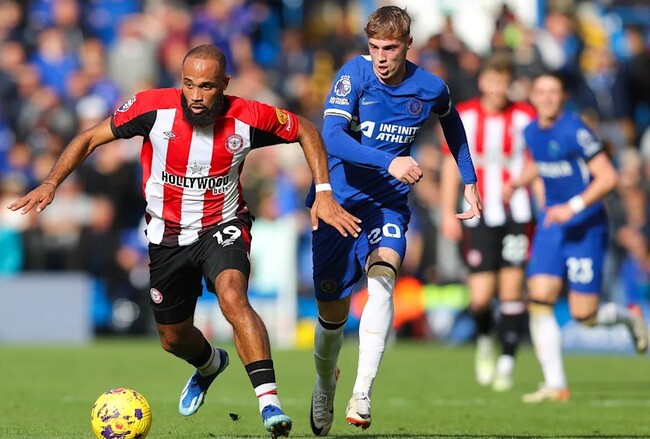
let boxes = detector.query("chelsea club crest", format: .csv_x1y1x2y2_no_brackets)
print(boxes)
407,98,422,115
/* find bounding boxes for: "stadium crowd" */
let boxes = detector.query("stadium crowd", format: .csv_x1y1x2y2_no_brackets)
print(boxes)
1,0,650,335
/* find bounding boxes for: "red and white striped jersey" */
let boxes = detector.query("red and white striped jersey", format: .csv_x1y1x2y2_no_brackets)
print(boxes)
111,88,299,246
444,98,536,227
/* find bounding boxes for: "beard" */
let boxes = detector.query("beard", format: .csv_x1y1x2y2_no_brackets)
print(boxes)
181,93,224,127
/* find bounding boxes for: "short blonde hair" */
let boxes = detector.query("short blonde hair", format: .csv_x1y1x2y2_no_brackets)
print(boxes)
364,6,411,40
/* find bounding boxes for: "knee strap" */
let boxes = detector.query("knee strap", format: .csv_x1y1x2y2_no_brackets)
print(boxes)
528,298,554,315
574,311,597,327
367,261,397,280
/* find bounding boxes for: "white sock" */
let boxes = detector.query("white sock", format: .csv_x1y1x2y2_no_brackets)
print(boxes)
254,383,280,413
495,354,514,376
529,311,567,389
314,316,346,392
352,274,395,397
595,302,634,327
198,347,221,376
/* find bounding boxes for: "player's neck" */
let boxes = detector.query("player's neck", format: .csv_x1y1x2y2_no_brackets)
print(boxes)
479,96,507,114
537,113,561,129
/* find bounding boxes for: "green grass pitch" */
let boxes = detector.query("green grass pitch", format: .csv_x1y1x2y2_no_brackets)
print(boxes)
1,339,648,438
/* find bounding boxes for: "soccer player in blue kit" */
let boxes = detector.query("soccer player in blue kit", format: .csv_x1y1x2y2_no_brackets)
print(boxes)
504,73,649,403
306,6,481,434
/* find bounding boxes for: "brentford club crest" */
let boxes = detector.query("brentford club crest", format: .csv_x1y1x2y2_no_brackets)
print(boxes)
150,288,163,304
225,134,244,154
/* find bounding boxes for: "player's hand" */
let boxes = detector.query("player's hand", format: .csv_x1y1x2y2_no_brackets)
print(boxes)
6,182,57,214
544,203,573,226
440,211,462,242
388,156,423,185
311,190,361,238
457,183,482,220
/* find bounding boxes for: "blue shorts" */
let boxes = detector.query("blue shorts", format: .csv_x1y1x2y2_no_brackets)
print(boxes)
312,208,409,301
526,216,608,294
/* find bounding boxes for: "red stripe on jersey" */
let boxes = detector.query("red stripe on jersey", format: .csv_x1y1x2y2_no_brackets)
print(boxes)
162,114,194,242
474,104,485,156
141,139,153,200
503,106,514,156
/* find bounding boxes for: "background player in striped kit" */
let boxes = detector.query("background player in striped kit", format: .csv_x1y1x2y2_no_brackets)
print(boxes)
440,53,536,392
7,44,361,438
504,72,648,403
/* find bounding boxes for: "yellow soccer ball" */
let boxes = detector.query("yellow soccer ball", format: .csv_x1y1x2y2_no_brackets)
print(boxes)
90,388,152,439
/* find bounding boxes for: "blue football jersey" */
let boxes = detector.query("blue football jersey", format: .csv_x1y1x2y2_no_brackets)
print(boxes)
524,111,607,225
307,55,451,211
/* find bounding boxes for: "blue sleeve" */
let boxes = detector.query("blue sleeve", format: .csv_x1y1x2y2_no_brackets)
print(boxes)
439,106,477,184
571,119,603,161
322,115,395,170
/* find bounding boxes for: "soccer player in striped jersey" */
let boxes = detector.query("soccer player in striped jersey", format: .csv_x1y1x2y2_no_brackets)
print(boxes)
8,44,361,438
440,53,536,392
504,72,648,402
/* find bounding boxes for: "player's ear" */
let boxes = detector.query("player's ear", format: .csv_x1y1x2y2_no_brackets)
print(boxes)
407,36,413,49
223,75,231,90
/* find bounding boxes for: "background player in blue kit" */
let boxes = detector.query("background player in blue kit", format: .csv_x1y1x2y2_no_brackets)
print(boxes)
504,73,649,403
306,6,481,435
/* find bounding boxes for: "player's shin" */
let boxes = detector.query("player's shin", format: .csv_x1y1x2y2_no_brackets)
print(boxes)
494,300,526,390
528,300,567,389
314,316,347,392
353,262,396,396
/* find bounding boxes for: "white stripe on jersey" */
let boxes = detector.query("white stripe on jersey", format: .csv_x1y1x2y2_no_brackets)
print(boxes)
145,108,176,244
483,117,506,226
577,157,590,186
510,111,533,223
324,109,352,121
178,125,215,246
220,119,251,223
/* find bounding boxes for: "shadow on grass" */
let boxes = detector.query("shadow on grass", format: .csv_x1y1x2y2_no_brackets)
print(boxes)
328,436,649,439
201,435,650,439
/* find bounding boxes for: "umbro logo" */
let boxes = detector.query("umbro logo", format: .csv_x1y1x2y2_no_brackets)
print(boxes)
163,131,176,140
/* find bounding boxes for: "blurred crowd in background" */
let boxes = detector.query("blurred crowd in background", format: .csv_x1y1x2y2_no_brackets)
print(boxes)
1,0,650,338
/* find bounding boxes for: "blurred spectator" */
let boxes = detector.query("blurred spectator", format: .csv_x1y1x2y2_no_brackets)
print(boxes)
107,14,161,96
575,47,634,152
30,27,79,97
82,0,141,46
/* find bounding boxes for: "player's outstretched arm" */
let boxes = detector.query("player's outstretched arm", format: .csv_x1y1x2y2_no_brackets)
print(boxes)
439,154,462,240
295,115,361,238
7,117,117,214
439,106,481,219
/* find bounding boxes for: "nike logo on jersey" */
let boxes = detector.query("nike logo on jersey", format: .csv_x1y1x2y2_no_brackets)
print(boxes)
360,97,379,105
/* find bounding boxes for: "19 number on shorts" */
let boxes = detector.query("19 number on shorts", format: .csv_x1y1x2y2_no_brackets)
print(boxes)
367,223,401,245
566,257,594,284
213,225,241,247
